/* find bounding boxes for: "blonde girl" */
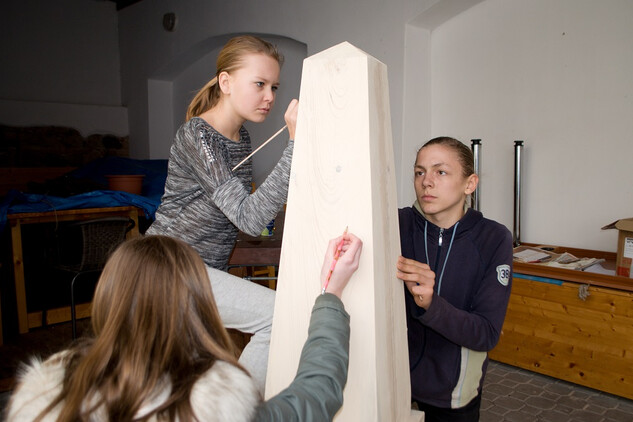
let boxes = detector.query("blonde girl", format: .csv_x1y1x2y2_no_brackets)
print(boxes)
147,35,298,392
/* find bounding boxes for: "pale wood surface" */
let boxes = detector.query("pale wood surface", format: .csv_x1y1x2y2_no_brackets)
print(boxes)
265,42,422,421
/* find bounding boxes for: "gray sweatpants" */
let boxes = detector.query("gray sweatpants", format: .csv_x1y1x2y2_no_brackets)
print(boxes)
206,266,275,394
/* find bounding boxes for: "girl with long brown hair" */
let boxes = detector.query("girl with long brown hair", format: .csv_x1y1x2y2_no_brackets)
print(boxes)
7,233,363,421
146,35,299,392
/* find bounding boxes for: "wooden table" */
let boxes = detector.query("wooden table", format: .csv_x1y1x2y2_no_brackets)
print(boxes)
3,206,140,343
228,212,284,267
228,213,284,289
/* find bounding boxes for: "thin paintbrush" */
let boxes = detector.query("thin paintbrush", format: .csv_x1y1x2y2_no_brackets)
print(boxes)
232,125,288,171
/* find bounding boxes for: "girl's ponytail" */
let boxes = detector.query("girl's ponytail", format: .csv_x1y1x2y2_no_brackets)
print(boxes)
186,76,220,121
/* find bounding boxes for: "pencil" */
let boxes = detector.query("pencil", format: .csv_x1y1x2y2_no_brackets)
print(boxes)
321,226,349,295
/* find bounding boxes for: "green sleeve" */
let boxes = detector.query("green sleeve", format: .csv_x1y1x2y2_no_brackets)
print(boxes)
253,293,350,421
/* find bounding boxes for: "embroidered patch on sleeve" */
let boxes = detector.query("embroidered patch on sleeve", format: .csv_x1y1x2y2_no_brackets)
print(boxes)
496,264,511,286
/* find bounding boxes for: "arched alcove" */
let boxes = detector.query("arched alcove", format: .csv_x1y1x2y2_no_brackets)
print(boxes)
147,34,307,187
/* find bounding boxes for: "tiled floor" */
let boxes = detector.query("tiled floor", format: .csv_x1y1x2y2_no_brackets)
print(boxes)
481,361,633,422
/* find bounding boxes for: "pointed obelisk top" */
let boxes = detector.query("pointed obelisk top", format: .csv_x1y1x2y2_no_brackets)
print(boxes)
306,41,386,65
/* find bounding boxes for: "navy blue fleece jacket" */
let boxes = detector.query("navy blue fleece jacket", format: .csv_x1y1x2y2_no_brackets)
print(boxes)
399,206,513,409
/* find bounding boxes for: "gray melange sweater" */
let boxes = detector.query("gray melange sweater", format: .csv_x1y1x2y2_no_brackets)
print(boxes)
147,117,293,270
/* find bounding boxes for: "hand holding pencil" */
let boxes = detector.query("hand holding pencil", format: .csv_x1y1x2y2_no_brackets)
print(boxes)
320,229,363,298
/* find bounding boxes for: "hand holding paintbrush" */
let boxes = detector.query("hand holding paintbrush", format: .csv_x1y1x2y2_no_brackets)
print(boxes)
232,99,299,171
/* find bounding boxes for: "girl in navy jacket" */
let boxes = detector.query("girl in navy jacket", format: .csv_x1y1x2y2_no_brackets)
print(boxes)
397,137,513,421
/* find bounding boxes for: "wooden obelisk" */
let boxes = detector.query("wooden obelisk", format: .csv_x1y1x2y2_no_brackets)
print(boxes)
265,42,423,421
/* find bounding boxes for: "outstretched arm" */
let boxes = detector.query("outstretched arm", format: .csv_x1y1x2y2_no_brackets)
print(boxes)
254,234,362,421
212,100,300,236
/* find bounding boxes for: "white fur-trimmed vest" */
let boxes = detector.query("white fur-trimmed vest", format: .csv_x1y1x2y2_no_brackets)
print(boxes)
6,351,260,421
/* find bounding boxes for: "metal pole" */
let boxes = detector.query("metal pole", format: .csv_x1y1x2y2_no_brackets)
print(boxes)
513,140,524,247
471,139,481,211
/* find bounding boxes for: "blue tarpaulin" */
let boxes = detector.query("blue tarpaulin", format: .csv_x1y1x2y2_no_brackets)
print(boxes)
0,189,160,233
0,157,167,232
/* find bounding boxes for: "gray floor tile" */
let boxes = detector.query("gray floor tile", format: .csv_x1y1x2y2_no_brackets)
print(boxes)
481,361,633,422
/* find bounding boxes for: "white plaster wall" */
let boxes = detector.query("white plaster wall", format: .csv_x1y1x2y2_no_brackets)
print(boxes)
401,24,432,206
0,0,127,135
428,0,633,251
0,0,121,104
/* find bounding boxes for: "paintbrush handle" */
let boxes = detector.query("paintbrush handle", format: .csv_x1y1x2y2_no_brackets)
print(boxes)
232,125,288,171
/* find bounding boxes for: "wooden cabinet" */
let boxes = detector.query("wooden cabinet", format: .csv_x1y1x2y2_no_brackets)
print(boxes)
490,246,633,400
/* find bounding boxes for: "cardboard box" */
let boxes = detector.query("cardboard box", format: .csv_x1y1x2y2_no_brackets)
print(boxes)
602,218,633,278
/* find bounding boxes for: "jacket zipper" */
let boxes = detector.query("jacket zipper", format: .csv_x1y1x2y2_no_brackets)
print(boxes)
433,228,444,275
